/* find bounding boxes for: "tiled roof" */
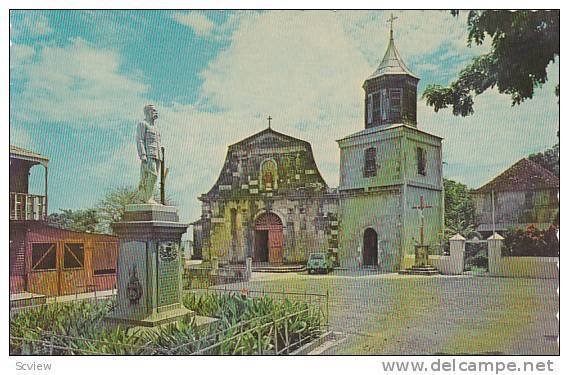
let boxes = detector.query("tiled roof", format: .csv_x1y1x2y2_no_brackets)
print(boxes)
10,145,49,163
473,158,559,193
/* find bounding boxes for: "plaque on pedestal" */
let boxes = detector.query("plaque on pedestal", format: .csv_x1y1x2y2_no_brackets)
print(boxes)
107,204,193,327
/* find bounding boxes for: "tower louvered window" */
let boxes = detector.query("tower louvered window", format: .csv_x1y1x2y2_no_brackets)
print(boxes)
364,147,377,177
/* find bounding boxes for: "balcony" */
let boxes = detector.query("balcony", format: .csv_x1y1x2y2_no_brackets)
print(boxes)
10,193,47,221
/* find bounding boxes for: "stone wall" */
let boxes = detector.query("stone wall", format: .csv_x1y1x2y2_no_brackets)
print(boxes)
338,188,401,270
488,234,559,279
205,195,338,264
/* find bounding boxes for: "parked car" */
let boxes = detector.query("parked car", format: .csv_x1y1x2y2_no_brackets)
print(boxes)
306,252,334,274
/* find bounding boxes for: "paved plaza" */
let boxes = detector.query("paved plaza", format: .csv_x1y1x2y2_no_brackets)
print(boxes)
216,271,559,355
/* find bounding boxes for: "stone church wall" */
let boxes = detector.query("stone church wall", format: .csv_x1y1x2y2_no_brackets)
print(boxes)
205,196,337,264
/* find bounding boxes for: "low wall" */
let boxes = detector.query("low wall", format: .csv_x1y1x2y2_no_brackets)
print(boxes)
429,255,463,275
488,234,559,279
491,256,559,279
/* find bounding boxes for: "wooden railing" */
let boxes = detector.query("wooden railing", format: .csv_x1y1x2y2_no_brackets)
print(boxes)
9,192,47,221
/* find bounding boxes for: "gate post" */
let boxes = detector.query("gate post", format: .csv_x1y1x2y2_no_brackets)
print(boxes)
449,234,466,274
487,233,504,276
245,256,252,280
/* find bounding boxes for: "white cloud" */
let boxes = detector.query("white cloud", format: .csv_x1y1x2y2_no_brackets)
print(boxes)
12,13,53,39
13,38,149,127
10,44,35,67
173,12,216,37
173,10,215,36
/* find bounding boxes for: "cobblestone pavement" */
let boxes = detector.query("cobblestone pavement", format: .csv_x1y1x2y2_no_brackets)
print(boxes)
212,271,559,355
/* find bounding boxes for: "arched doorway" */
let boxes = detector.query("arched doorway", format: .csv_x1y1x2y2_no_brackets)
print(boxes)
363,228,378,267
254,212,283,265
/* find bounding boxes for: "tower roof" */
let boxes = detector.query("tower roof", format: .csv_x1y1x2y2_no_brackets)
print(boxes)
366,30,419,81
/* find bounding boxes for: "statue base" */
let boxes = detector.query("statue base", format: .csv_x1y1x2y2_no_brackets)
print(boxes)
107,204,192,327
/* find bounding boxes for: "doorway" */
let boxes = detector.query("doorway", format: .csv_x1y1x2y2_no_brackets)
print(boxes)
363,228,378,266
254,230,269,262
254,212,283,265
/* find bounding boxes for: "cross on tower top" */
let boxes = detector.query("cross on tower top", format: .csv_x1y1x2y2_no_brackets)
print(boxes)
387,13,398,38
267,115,272,129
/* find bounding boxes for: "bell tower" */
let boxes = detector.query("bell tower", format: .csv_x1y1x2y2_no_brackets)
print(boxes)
363,14,419,129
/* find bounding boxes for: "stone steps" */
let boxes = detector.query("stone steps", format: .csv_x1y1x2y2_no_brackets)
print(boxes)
398,265,440,276
252,264,306,273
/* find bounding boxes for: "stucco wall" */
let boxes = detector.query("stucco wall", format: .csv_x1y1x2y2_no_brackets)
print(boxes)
402,132,443,188
338,189,401,270
403,186,444,259
339,133,401,190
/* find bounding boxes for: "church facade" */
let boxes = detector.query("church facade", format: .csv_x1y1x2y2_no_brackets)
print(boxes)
198,128,339,265
337,28,444,271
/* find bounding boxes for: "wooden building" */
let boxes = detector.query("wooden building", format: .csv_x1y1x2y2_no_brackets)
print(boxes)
10,145,119,297
472,158,560,235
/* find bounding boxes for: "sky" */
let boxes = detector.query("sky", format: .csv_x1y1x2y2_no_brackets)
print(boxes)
9,10,559,223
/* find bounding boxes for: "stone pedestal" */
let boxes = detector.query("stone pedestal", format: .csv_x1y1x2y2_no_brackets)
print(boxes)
414,244,429,267
399,245,439,276
107,204,193,327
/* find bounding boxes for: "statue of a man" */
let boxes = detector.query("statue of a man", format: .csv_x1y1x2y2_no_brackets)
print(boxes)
136,104,162,204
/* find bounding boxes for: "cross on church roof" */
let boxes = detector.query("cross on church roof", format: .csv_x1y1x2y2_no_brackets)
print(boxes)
267,115,272,129
387,13,398,37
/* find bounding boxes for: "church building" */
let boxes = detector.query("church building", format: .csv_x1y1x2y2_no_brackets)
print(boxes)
337,25,444,271
198,127,339,266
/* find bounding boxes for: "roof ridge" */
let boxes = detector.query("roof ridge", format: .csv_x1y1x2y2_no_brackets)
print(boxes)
474,157,559,193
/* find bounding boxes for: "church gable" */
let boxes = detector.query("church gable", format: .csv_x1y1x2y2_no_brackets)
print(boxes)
203,128,329,199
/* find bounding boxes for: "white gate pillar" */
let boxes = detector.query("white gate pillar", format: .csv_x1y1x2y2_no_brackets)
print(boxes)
449,234,466,274
487,233,504,276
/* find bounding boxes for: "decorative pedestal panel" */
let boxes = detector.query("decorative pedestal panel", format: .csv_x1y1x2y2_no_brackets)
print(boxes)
107,204,193,327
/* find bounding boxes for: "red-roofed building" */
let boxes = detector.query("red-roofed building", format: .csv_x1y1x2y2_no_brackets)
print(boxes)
472,158,559,234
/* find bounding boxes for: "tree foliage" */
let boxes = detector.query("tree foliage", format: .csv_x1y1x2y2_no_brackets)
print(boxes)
95,186,140,233
444,178,475,238
48,209,101,233
48,185,178,235
423,10,559,116
528,143,559,177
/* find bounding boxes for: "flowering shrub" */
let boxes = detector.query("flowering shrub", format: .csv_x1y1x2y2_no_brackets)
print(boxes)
503,224,559,257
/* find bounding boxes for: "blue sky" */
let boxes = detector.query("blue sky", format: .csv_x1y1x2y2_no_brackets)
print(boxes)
10,10,559,222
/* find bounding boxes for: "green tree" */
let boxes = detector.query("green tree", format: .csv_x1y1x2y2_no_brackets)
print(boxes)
96,186,140,234
96,186,177,234
423,10,559,116
48,208,100,232
444,178,475,238
528,143,559,177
